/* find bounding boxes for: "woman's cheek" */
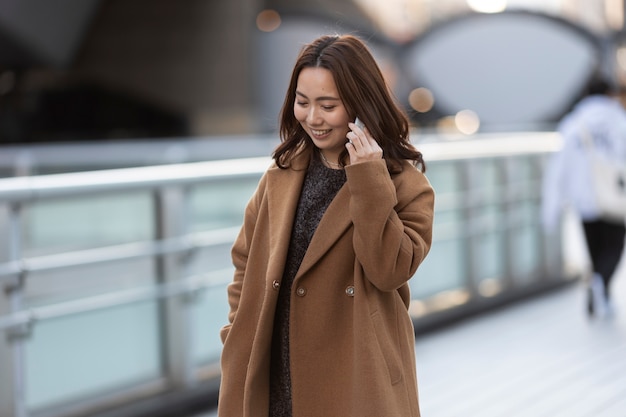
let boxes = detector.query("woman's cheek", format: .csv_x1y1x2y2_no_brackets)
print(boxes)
294,105,307,123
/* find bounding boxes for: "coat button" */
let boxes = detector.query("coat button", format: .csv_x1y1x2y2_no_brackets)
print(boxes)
272,280,280,290
345,286,355,296
296,287,307,296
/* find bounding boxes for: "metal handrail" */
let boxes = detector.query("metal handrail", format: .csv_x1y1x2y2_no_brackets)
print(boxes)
0,132,561,202
0,135,281,176
0,157,272,202
0,269,234,332
419,131,560,160
0,227,241,281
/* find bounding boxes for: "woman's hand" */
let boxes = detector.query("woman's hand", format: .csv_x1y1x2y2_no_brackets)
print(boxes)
346,122,383,165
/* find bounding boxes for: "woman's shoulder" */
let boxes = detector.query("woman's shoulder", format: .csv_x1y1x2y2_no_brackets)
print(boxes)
392,160,432,191
393,159,427,178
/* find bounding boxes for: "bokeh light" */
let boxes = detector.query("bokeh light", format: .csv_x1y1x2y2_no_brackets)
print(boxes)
467,0,507,13
479,278,503,297
408,87,435,113
256,9,281,32
455,109,480,134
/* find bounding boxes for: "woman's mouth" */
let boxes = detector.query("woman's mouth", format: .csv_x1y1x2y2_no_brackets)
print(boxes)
311,128,331,137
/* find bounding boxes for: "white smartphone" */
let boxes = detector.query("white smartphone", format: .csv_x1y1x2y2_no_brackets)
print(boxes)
354,117,365,130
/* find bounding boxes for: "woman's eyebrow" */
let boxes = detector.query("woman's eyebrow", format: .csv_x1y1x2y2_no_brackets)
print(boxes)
295,90,340,101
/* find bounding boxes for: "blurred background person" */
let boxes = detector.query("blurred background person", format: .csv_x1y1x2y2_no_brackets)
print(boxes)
542,77,626,318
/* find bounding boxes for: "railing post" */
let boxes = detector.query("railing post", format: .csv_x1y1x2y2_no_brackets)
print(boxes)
461,159,481,298
154,186,195,389
537,155,565,281
0,203,28,417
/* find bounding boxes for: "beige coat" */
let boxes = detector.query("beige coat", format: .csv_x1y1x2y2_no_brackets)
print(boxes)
218,149,434,417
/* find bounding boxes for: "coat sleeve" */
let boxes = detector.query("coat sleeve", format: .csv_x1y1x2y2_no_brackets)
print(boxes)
345,159,434,292
219,172,266,344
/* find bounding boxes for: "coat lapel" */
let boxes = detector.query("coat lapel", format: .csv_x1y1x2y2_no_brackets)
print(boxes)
295,177,352,279
265,151,308,277
266,148,353,281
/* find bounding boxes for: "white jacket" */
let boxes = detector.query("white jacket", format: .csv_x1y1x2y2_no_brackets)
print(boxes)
541,95,626,231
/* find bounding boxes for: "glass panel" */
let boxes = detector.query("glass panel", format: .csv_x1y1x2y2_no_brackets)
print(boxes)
425,161,462,212
22,192,153,256
509,201,541,282
474,231,505,283
25,301,161,411
480,160,500,201
511,225,541,281
189,177,260,231
188,177,261,366
191,282,230,365
413,160,466,298
426,161,461,193
467,158,499,195
508,156,534,194
412,237,465,298
23,259,155,307
188,243,234,277
471,204,505,284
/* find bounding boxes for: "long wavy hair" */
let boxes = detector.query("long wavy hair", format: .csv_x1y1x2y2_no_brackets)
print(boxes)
273,34,425,174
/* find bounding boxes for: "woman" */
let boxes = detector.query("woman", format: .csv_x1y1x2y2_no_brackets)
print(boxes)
542,77,626,318
218,34,434,417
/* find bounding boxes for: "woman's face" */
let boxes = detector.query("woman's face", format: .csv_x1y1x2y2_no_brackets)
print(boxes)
294,67,351,159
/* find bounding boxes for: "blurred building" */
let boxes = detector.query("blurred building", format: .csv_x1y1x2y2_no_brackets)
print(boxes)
0,0,624,142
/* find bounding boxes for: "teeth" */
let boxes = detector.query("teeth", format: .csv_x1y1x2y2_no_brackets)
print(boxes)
312,129,330,135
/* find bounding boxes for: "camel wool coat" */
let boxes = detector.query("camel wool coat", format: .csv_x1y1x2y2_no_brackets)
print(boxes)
218,149,434,417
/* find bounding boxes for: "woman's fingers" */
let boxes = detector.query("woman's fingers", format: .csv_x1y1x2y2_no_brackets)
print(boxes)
346,122,382,163
347,122,370,149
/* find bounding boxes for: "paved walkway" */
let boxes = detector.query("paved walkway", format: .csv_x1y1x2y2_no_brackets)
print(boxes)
415,273,626,417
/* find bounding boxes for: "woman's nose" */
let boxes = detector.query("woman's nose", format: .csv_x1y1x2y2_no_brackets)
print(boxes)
307,107,322,125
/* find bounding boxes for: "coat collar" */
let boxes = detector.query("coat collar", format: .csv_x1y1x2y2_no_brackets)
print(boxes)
266,148,352,280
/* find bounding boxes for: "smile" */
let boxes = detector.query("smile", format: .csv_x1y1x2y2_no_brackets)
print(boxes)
311,129,331,136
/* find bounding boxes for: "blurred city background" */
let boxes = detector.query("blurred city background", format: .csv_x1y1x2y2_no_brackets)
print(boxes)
0,1,625,417
1,0,625,144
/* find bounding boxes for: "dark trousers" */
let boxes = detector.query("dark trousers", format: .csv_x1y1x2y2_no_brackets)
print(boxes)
582,219,626,299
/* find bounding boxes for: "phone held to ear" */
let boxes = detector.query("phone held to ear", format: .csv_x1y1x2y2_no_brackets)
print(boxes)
354,117,365,130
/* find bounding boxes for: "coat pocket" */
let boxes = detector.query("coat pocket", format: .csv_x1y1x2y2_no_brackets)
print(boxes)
371,311,402,385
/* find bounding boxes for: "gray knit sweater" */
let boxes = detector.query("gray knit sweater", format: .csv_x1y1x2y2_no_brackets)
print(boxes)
269,155,347,417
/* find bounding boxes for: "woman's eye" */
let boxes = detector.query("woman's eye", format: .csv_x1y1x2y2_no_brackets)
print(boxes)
322,105,336,111
296,101,308,107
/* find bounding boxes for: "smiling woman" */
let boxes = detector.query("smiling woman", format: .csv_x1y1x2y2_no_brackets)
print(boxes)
217,34,435,417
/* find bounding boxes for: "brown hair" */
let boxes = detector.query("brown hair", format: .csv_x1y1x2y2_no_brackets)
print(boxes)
272,34,425,173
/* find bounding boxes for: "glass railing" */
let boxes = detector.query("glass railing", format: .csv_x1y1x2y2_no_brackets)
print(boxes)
0,132,573,417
